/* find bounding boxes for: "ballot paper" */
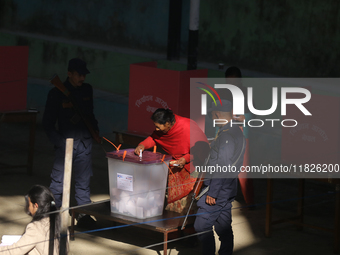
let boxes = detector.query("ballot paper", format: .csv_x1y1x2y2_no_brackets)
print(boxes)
111,189,164,219
0,235,22,246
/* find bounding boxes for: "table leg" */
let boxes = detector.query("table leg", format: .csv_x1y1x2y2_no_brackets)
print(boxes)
164,232,168,255
27,114,37,176
334,184,340,253
70,210,75,241
265,178,273,237
297,179,305,231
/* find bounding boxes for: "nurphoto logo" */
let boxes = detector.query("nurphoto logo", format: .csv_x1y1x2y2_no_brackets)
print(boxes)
199,82,312,128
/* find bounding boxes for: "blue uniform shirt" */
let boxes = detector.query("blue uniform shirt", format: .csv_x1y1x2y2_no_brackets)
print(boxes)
42,78,98,149
204,122,245,203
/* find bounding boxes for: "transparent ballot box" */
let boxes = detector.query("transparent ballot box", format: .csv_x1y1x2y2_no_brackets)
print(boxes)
107,149,171,219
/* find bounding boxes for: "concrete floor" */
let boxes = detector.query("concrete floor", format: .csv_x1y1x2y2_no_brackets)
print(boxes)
0,121,338,254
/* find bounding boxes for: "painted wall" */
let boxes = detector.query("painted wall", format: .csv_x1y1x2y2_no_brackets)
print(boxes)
2,0,338,77
0,31,152,95
2,0,340,166
199,0,340,77
0,0,190,56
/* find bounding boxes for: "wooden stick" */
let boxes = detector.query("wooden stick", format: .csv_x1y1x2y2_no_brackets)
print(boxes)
59,138,74,255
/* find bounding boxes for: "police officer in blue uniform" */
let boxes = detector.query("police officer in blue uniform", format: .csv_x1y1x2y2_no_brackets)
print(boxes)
43,58,99,216
194,99,245,255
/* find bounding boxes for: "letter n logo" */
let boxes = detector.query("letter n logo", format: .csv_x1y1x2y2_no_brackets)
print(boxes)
197,82,222,115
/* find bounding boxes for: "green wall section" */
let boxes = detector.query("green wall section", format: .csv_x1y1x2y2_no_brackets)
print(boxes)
0,0,190,56
0,31,226,96
2,0,340,77
0,32,151,95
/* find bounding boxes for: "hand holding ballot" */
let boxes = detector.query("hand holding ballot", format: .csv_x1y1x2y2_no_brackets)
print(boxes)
169,157,186,168
134,144,145,155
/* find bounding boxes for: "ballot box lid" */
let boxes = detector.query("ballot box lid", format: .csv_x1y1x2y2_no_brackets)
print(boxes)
106,149,172,164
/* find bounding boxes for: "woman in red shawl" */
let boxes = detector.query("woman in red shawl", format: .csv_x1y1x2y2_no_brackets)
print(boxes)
135,108,209,213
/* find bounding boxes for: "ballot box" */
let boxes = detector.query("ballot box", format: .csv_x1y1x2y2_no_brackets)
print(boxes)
107,149,172,219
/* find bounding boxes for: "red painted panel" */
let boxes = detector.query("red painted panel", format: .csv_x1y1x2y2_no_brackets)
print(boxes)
0,46,29,111
128,62,207,134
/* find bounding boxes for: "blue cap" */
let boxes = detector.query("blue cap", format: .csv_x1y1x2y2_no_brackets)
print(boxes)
68,58,90,75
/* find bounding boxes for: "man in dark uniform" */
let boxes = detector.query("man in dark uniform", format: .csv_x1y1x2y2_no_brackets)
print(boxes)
43,58,99,224
194,99,245,255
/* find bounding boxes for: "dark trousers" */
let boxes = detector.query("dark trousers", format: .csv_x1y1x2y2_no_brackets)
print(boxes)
49,140,93,208
194,198,233,255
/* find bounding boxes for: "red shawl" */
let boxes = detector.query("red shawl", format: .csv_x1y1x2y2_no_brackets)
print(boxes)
140,114,208,203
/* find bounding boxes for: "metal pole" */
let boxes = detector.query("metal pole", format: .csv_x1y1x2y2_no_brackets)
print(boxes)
187,0,200,70
59,138,74,255
167,0,182,60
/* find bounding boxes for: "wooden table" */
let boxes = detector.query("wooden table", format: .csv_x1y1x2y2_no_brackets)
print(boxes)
265,178,340,253
70,201,194,254
0,110,38,175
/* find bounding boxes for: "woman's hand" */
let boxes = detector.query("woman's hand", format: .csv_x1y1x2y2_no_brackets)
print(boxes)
134,144,145,155
176,157,187,168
